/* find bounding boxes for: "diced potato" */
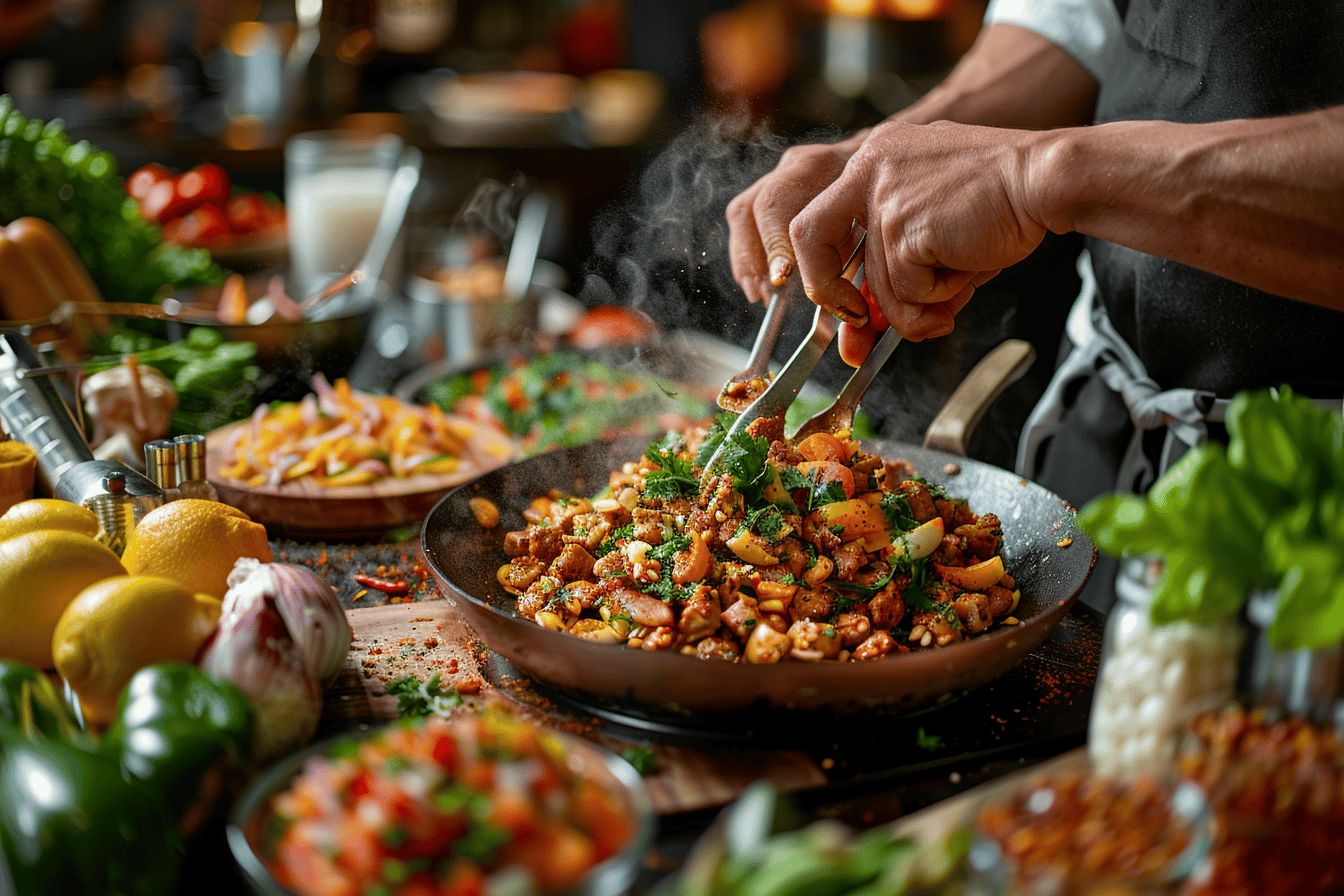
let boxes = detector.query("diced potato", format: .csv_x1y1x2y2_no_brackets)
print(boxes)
889,517,945,561
933,555,1006,591
726,529,780,566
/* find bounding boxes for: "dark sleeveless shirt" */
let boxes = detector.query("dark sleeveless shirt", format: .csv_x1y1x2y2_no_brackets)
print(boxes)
1088,0,1344,395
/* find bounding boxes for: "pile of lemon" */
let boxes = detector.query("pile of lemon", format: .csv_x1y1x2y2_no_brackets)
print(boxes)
0,498,272,725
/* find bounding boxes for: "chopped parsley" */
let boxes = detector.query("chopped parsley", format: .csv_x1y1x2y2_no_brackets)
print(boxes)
737,505,787,543
596,523,635,558
383,673,464,718
832,564,898,603
718,431,772,504
694,412,737,469
912,476,950,502
915,727,944,751
777,572,798,585
829,524,846,537
621,746,660,775
643,436,700,500
648,534,691,567
783,465,846,510
880,491,918,533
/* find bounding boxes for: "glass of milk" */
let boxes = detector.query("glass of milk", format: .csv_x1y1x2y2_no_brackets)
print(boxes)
285,131,404,294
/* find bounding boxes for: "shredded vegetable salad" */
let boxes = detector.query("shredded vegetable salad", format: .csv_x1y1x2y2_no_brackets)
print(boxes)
261,714,634,896
218,375,513,489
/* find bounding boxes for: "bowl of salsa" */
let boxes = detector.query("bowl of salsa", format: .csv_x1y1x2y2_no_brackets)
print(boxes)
228,712,654,896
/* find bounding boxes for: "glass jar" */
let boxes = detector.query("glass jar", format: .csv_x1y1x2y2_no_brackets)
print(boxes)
1241,590,1344,725
1088,556,1243,779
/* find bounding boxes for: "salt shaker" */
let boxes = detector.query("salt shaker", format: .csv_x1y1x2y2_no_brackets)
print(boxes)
174,434,218,502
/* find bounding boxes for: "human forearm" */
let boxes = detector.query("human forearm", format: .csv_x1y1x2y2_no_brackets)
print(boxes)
896,24,1098,129
1027,107,1344,310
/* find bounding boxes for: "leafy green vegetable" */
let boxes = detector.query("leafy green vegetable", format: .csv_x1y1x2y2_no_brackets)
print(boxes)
783,465,846,511
382,673,464,717
694,411,738,469
0,97,223,300
715,430,772,506
620,746,659,775
738,505,787,543
643,435,700,501
880,492,918,533
596,523,635,559
1079,387,1344,649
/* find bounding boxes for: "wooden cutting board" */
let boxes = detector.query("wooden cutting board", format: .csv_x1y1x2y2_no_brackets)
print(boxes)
328,600,827,816
205,419,514,540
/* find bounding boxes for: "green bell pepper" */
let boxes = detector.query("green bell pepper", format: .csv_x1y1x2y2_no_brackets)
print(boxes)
103,663,255,838
0,661,85,743
0,665,182,896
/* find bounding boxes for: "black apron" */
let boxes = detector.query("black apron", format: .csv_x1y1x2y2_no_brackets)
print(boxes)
1035,0,1344,611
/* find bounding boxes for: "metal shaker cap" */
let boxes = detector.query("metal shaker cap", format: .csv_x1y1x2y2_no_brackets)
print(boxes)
174,434,207,481
144,439,178,489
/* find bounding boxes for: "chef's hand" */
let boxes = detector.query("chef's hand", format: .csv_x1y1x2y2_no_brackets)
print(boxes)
726,136,865,304
793,120,1046,361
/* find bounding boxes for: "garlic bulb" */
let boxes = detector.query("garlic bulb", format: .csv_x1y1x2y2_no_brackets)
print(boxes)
199,588,320,763
226,558,352,684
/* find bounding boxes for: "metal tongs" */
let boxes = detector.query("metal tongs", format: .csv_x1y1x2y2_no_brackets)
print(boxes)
702,233,901,477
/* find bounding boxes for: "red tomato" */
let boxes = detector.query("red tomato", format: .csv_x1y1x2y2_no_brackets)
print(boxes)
138,178,192,224
797,432,849,463
569,306,657,349
225,193,267,235
797,460,856,498
163,204,230,246
126,163,172,201
176,162,231,209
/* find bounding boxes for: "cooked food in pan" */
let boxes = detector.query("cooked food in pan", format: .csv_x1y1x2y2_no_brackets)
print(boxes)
495,415,1018,663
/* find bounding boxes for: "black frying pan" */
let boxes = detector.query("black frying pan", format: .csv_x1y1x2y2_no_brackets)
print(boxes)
422,433,1095,716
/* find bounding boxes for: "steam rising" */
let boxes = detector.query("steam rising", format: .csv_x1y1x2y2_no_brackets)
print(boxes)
581,112,1021,462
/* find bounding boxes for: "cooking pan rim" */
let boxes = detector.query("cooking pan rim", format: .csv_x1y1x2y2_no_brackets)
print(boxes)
420,434,1097,674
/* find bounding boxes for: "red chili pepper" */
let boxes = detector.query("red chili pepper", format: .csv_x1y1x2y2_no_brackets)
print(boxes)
353,573,410,596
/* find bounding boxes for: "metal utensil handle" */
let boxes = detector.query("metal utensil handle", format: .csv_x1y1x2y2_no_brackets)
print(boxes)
700,235,866,475
503,193,550,302
794,325,902,440
355,146,423,297
740,276,800,378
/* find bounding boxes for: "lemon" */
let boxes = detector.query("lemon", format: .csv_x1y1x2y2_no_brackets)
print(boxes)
53,575,222,726
0,530,126,668
122,499,272,599
0,498,99,542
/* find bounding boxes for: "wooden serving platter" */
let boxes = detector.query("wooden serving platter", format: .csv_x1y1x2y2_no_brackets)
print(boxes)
205,419,514,540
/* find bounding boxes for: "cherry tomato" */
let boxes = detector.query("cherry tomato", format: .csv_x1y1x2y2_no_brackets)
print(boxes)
162,203,230,246
569,306,657,348
175,162,231,210
138,178,192,224
796,460,856,498
797,432,850,463
225,193,267,235
125,163,172,201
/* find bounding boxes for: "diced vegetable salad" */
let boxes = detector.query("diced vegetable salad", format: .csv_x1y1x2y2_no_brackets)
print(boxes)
423,352,709,455
262,714,633,896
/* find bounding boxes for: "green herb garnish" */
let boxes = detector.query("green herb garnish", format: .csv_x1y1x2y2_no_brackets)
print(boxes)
621,746,660,775
383,673,464,718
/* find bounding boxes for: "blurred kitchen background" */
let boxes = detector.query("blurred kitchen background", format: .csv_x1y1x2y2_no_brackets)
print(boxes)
0,0,1083,466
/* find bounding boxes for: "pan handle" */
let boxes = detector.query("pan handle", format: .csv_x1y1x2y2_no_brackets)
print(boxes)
922,338,1035,458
